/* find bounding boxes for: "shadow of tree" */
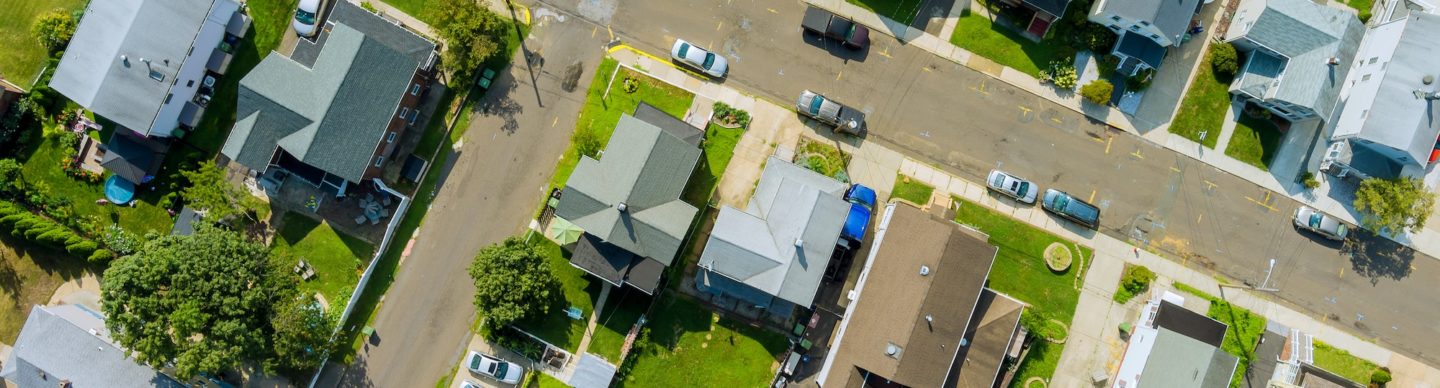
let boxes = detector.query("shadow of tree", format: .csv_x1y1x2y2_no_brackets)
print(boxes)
1343,230,1415,284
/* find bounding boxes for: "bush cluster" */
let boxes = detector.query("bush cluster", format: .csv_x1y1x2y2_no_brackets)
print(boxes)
0,200,115,263
711,101,752,129
1081,79,1114,106
1211,43,1239,80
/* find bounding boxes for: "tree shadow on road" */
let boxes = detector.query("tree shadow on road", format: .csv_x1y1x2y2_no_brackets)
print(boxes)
1342,230,1414,285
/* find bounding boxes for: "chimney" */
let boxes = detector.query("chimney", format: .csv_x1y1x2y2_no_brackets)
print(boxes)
1327,57,1340,66
617,202,628,212
794,238,804,248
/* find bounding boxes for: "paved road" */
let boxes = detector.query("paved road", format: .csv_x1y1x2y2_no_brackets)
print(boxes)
531,0,1440,367
317,11,607,387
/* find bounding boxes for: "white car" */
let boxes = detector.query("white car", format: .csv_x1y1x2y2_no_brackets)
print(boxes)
986,170,1038,204
1294,206,1349,241
466,351,523,384
293,0,321,37
670,39,728,78
457,381,480,388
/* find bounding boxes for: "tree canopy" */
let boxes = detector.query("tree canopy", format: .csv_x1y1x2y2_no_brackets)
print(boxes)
265,294,338,376
426,0,507,81
32,10,76,52
1353,177,1436,234
468,237,561,329
182,162,265,223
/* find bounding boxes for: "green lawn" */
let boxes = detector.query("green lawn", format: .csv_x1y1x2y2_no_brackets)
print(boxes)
0,0,87,88
796,138,850,181
1339,0,1373,22
845,0,922,26
271,212,374,311
549,57,695,190
952,197,1093,384
1313,341,1381,384
0,234,95,343
619,294,788,387
1008,340,1061,388
524,370,570,388
18,134,174,235
1169,49,1232,149
1223,113,1282,170
681,123,745,207
891,174,934,205
949,8,1076,77
514,233,599,353
587,287,650,363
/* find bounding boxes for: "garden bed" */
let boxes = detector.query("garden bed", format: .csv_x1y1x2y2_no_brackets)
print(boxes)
796,138,850,181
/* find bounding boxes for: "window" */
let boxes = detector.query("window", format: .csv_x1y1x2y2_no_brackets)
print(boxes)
163,93,173,104
398,107,410,118
1111,15,1121,21
1128,25,1141,31
411,84,421,95
1369,57,1378,64
386,132,397,143
1109,25,1120,31
1150,34,1160,40
408,110,419,125
1362,74,1372,81
148,68,165,82
1139,20,1151,26
186,80,194,87
1361,109,1369,118
374,156,385,167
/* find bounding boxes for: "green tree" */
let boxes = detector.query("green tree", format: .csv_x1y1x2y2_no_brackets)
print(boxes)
100,228,282,379
31,10,77,52
427,0,506,81
1353,177,1436,234
1210,43,1239,80
266,294,337,377
0,159,22,197
468,237,561,330
181,162,264,223
1081,79,1114,105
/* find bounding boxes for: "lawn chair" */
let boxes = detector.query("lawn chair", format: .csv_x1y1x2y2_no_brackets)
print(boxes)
379,208,390,218
355,215,368,225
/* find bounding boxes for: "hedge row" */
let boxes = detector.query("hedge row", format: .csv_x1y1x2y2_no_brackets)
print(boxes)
0,200,115,263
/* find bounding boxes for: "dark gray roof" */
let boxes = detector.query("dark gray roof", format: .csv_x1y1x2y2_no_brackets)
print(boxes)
0,305,185,388
1096,0,1201,44
555,113,702,266
571,233,637,287
221,3,435,183
101,129,168,184
49,0,240,137
1026,0,1072,17
1351,14,1440,164
697,156,849,307
1154,301,1228,347
1232,0,1363,118
1116,31,1168,69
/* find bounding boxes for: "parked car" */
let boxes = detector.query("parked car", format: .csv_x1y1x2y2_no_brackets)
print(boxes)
800,6,870,49
986,170,1038,204
457,381,480,388
293,0,321,37
1293,206,1349,241
670,39,728,78
796,90,866,136
838,184,877,249
1041,189,1100,229
466,351,523,384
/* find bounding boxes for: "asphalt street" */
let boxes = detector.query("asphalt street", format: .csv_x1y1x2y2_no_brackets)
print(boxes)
316,10,607,387
532,0,1440,367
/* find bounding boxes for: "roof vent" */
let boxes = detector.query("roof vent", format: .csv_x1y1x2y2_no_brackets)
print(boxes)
884,343,902,358
120,55,129,66
617,202,628,212
1425,75,1435,85
920,265,930,276
960,338,970,347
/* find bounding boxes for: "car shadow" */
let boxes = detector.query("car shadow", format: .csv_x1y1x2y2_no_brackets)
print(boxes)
800,31,870,63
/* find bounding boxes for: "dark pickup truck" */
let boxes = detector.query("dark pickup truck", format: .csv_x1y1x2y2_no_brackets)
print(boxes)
801,6,870,49
796,90,866,136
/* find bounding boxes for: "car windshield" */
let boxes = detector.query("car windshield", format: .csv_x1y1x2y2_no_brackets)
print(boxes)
1051,194,1068,209
1017,182,1030,196
469,356,481,370
703,52,715,68
989,174,1003,187
678,43,690,58
809,96,824,114
1308,213,1324,229
295,9,316,24
1336,224,1349,237
492,362,507,376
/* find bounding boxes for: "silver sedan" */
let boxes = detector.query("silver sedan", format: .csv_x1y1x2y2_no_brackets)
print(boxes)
986,170,1038,204
670,39,728,78
1293,206,1349,241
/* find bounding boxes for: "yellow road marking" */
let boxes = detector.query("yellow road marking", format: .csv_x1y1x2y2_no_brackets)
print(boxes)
768,8,778,13
1263,191,1272,202
592,26,597,38
1196,214,1203,224
877,47,892,58
836,71,843,80
1051,117,1062,124
1130,149,1144,159
1339,267,1345,279
922,66,933,72
1170,166,1181,173
1018,106,1032,114
1204,180,1218,189
1089,190,1097,203
717,21,723,30
609,25,616,41
1106,136,1113,154
970,79,988,95
1245,196,1280,212
552,117,558,127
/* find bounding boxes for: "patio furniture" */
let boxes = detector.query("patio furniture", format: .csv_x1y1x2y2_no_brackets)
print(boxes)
381,195,392,207
379,208,390,218
294,260,316,280
355,215,367,224
565,306,584,320
370,216,381,225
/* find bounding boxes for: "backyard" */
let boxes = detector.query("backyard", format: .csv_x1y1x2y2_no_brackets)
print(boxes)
549,58,696,190
845,0,922,26
17,133,174,235
681,123,745,207
0,0,87,87
1313,341,1382,384
1170,47,1233,149
1223,112,1283,170
0,235,93,343
949,7,1076,78
270,212,374,311
952,197,1094,386
618,294,788,387
891,174,934,205
514,233,599,353
587,287,650,362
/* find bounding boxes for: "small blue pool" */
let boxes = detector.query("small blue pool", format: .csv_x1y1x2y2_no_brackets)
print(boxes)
104,175,136,205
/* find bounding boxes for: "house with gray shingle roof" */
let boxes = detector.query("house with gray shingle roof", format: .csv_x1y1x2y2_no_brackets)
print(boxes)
694,156,850,312
555,103,702,294
1323,13,1440,179
1224,0,1364,122
221,0,436,188
1,305,186,388
1088,0,1203,74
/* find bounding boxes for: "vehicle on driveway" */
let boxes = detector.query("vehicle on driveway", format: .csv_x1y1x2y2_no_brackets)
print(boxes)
466,351,523,384
1293,206,1349,241
670,39,728,78
796,90,866,136
801,6,870,49
458,381,480,388
839,184,876,249
986,170,1038,204
293,0,321,37
1041,189,1100,229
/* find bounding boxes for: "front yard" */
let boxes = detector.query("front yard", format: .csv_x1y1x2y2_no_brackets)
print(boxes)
1223,112,1283,170
891,174,934,205
949,7,1076,78
796,138,850,181
1313,341,1382,384
952,197,1093,386
681,123,745,207
618,294,788,387
271,212,374,311
1169,47,1232,149
514,233,599,353
0,0,87,87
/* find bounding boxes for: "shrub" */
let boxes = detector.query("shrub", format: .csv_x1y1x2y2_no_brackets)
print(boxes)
1081,80,1114,105
360,1,377,12
1115,265,1156,303
1045,60,1079,90
1371,367,1392,386
1127,67,1155,91
711,102,752,129
573,128,603,158
1211,43,1239,80
31,10,77,52
1302,172,1320,190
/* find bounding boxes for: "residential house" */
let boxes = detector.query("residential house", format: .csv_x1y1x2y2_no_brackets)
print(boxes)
996,0,1074,38
221,0,437,192
554,103,703,295
694,156,850,313
1,305,186,388
49,0,249,184
815,204,1025,388
1323,13,1440,180
1224,0,1364,122
1089,0,1204,74
1112,292,1239,388
1247,322,1367,388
